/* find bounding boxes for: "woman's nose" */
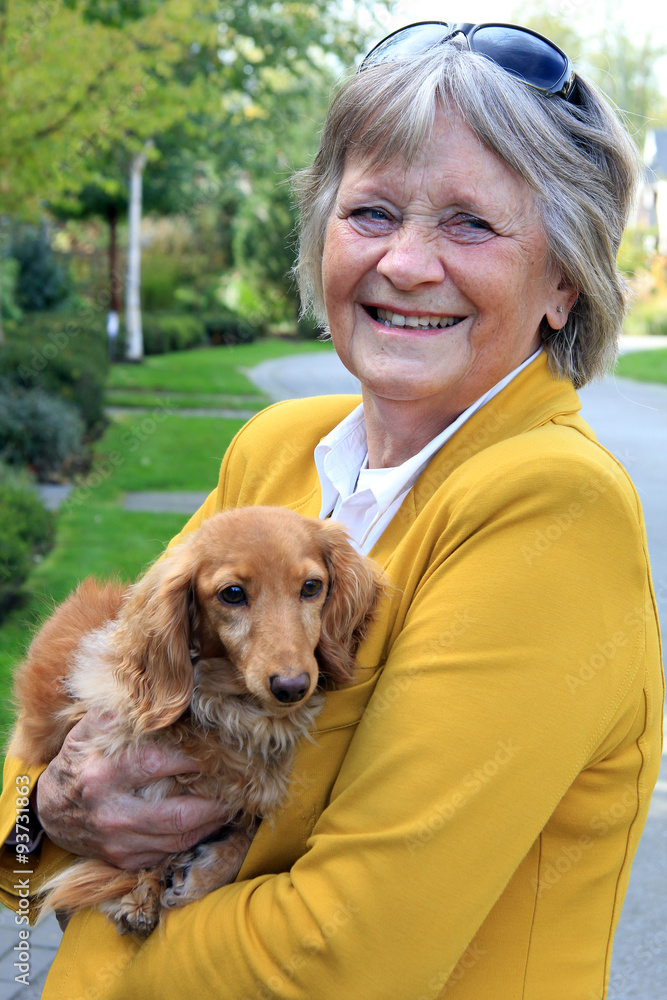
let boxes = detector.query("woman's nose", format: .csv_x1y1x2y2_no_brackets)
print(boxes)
376,228,446,289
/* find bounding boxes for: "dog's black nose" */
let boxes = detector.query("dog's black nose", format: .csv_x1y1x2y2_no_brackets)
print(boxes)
269,672,310,704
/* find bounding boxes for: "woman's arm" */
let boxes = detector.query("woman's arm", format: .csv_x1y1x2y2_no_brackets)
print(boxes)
41,447,662,999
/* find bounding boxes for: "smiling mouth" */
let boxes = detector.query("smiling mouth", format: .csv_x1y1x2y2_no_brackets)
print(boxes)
367,306,464,330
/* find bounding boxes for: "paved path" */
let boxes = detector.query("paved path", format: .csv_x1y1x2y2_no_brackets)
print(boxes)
5,343,665,997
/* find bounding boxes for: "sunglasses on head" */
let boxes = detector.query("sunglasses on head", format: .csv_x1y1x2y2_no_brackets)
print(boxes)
359,21,578,102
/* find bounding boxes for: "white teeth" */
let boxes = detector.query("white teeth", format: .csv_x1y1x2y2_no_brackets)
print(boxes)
376,308,459,329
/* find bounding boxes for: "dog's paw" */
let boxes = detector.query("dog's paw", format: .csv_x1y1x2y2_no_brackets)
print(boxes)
160,849,201,910
103,881,161,938
161,837,246,910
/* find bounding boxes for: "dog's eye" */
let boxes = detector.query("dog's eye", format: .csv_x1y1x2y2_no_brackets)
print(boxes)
218,586,247,605
301,579,323,599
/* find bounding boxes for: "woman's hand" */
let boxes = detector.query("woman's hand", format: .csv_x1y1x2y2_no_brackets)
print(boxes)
34,712,230,870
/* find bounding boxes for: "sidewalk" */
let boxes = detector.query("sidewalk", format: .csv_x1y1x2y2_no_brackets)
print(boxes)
0,909,60,999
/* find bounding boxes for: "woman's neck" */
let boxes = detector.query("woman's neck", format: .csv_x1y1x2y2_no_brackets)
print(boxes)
361,391,463,469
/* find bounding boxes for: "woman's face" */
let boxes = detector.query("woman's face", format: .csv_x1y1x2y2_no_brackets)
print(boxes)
322,110,574,425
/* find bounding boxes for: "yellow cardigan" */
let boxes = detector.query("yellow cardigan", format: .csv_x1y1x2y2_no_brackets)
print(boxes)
0,352,663,999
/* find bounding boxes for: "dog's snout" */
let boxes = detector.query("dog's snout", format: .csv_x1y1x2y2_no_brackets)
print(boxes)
269,672,311,705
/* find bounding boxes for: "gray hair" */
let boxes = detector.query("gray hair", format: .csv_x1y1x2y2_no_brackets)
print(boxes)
292,44,643,387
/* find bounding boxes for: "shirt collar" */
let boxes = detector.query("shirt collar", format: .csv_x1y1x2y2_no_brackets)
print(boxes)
314,347,542,517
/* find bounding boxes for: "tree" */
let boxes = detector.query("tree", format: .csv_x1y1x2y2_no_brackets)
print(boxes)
517,6,667,141
0,0,220,343
0,0,217,215
0,0,389,348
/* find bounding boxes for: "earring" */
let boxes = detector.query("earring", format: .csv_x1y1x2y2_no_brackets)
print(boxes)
556,306,563,314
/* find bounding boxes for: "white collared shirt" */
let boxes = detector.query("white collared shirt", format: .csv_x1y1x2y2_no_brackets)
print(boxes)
314,348,541,554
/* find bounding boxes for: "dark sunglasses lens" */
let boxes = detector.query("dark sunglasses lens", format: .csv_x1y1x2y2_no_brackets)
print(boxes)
363,22,452,68
471,26,568,91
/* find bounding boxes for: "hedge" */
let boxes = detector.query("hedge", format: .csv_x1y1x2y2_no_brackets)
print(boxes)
1,312,108,434
0,388,86,481
140,313,206,355
0,464,55,617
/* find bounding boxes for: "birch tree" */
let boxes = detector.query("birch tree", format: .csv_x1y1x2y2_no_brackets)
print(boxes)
1,0,389,350
125,141,152,361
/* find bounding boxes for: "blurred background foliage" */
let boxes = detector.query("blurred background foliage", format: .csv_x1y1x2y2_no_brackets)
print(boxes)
0,0,666,632
0,0,392,344
1,0,667,344
519,4,667,335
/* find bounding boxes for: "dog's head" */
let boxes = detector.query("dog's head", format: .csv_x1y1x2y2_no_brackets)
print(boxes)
117,507,384,731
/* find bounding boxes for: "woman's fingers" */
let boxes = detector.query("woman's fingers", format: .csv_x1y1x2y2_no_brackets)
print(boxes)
34,712,231,870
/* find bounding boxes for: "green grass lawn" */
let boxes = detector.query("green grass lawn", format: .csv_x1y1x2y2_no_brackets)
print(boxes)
615,348,667,384
0,338,332,738
107,339,331,396
0,414,243,737
106,391,262,410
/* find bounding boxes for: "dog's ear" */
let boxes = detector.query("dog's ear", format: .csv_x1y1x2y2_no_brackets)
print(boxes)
113,540,198,734
315,520,384,687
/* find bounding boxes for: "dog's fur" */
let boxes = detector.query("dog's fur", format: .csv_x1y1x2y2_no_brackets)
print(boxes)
9,506,383,937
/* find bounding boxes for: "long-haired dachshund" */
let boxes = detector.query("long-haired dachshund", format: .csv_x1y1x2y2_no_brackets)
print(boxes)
9,506,383,937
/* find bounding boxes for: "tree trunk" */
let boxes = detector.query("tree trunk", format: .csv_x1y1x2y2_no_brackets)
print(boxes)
106,204,121,361
109,203,122,314
125,142,152,362
0,215,5,346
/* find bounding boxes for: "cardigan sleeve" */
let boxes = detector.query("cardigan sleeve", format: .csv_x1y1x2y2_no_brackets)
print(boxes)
41,441,662,1000
0,756,74,916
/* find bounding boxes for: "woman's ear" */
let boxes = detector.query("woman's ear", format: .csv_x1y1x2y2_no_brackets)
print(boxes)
113,541,197,734
545,279,579,330
314,520,385,686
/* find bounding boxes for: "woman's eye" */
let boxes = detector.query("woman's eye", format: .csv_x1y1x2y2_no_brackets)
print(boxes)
463,216,492,230
301,579,323,599
457,215,493,233
348,207,395,233
354,208,390,221
218,585,247,605
442,214,495,243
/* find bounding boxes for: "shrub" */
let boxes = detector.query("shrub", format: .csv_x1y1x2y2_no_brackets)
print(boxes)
0,388,86,481
11,226,72,312
625,294,667,338
203,313,257,346
0,464,55,617
0,257,23,322
141,254,184,312
140,313,206,355
297,312,325,340
0,312,108,434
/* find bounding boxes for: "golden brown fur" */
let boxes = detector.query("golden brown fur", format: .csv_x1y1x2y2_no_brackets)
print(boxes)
9,507,383,937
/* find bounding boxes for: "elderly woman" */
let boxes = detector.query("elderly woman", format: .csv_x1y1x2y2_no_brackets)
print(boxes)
0,21,663,1000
